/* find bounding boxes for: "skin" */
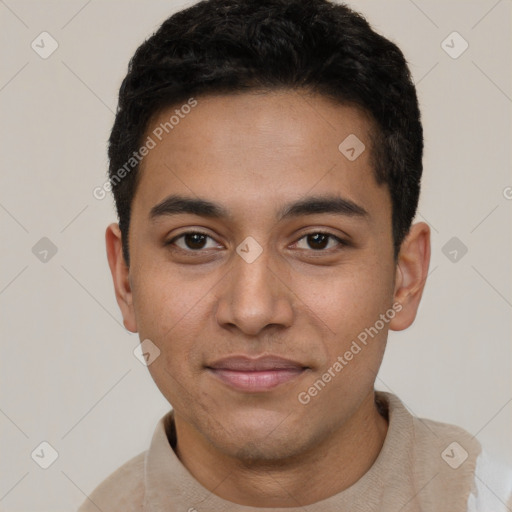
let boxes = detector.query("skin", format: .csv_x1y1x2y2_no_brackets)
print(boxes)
106,90,430,507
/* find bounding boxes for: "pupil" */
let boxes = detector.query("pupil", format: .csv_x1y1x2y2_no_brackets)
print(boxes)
186,233,206,249
308,233,328,250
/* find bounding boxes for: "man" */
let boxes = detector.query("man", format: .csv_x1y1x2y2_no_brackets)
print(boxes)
79,0,512,510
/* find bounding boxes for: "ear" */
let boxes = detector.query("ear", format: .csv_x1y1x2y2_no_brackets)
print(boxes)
105,223,138,333
389,222,431,331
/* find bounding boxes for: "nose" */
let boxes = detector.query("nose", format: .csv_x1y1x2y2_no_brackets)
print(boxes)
215,245,294,337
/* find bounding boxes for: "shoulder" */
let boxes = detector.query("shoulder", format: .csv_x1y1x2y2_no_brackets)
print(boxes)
383,392,482,461
77,451,146,512
410,411,512,510
411,414,481,461
381,392,512,510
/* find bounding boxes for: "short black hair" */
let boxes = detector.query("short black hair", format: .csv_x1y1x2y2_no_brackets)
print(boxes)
109,0,423,265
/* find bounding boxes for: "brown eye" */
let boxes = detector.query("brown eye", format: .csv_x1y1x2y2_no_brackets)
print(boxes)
295,232,344,251
307,233,329,250
167,232,220,251
183,233,207,249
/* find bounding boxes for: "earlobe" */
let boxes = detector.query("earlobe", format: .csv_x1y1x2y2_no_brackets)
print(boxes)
105,223,138,333
389,222,431,332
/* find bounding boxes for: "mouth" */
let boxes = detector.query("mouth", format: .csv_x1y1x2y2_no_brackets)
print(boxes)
206,355,309,393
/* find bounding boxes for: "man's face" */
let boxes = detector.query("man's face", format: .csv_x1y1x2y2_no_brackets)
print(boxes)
117,91,402,460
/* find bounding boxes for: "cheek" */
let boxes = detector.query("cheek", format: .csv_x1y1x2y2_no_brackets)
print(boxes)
132,268,209,406
130,275,196,388
294,259,395,341
130,261,219,371
131,259,205,337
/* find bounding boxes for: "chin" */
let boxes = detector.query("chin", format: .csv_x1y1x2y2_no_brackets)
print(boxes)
229,432,306,465
205,410,310,464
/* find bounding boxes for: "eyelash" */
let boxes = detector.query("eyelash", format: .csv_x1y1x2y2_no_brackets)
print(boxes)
165,231,347,253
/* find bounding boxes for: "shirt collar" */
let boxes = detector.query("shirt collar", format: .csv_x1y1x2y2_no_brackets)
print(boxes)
142,391,414,512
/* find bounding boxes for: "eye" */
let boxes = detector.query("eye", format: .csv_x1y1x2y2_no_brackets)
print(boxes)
167,232,221,251
294,232,345,251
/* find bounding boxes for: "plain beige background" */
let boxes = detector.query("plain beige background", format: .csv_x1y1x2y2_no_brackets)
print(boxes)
0,1,511,510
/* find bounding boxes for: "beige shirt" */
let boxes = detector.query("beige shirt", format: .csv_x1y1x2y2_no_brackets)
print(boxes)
77,392,512,511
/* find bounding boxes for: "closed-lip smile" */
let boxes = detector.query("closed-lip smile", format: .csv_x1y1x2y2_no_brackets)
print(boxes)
206,355,308,392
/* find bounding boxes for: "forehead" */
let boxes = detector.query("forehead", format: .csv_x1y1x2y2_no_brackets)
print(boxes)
133,90,389,223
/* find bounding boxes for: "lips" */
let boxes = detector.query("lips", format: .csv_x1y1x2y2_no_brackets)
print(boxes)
206,355,308,392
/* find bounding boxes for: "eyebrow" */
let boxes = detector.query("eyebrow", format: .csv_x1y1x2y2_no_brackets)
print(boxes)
150,195,229,220
149,194,368,222
278,196,368,220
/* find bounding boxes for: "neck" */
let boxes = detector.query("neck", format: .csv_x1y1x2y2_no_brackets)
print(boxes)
173,391,388,507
